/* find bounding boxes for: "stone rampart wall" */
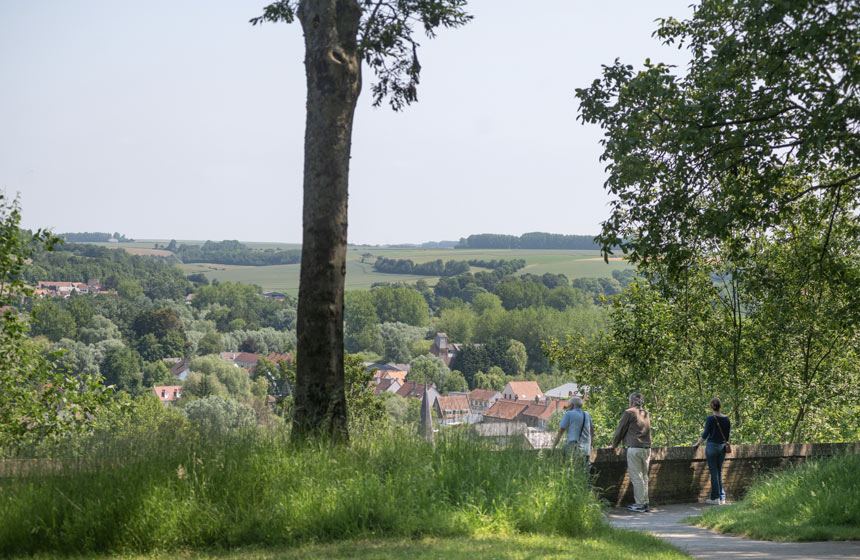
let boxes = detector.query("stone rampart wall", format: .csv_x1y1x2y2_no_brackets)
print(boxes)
590,442,860,506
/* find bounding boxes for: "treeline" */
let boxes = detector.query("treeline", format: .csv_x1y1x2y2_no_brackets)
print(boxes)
174,240,301,266
456,232,599,250
59,232,133,243
373,257,470,276
466,258,526,273
24,242,190,301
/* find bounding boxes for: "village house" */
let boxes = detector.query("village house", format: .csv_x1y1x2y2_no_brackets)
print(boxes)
433,394,472,426
395,382,440,407
481,399,529,424
519,399,567,430
467,388,502,417
266,352,294,365
373,377,402,396
545,382,586,400
153,385,182,406
219,351,261,371
164,358,192,381
36,281,90,298
501,381,545,402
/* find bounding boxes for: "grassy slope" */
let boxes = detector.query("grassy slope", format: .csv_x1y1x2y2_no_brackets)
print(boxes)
693,453,860,541
12,533,689,560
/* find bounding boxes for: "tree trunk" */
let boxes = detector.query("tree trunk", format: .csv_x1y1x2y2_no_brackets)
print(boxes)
292,0,362,442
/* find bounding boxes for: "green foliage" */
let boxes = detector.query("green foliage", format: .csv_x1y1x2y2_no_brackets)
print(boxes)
0,195,111,449
180,395,257,436
576,0,860,265
373,256,470,276
29,298,77,341
141,360,173,387
0,426,603,555
196,330,222,355
696,453,860,541
186,355,252,400
457,233,600,250
373,284,429,326
380,321,426,363
101,345,143,395
174,239,301,266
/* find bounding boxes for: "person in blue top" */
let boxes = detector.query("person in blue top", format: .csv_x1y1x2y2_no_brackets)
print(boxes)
692,397,731,505
553,396,594,478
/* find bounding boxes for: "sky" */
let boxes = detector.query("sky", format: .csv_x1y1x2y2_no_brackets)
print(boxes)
0,0,693,245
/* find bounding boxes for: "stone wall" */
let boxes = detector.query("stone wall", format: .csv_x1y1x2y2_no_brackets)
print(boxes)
591,442,860,506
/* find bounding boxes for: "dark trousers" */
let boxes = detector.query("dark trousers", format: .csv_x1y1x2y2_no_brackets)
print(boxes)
705,441,727,501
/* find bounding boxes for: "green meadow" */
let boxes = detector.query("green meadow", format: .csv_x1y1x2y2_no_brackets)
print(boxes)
176,246,632,295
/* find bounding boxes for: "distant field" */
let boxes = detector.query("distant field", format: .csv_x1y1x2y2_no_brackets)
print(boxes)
178,247,632,295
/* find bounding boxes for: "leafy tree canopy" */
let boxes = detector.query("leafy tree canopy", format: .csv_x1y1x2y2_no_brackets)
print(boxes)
577,0,860,269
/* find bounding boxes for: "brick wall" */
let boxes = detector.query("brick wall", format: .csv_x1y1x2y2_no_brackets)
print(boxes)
591,442,860,506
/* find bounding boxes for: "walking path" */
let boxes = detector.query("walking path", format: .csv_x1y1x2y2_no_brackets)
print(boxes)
607,503,860,559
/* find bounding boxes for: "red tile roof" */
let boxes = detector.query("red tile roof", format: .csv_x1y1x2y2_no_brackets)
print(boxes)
521,399,566,420
153,385,183,403
482,399,529,421
267,353,294,364
435,395,470,414
469,388,501,401
502,381,544,401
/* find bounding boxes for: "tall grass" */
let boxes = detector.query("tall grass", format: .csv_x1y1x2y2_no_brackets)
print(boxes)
695,452,860,541
0,409,602,555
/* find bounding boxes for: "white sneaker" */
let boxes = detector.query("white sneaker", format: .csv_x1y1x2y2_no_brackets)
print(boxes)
705,498,721,505
719,499,726,505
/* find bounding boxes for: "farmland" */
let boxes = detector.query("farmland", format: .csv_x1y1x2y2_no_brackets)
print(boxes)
178,246,632,295
78,240,632,295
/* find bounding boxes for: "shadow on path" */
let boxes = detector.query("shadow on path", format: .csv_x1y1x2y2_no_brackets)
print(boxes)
607,503,860,560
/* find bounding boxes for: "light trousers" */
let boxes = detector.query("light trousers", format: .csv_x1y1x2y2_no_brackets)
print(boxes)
627,446,651,506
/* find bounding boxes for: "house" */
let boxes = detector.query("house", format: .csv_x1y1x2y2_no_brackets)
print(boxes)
153,385,182,406
36,281,90,298
372,369,408,386
467,388,502,417
501,381,544,402
481,399,529,424
166,358,192,381
434,395,472,426
365,361,411,374
396,382,440,407
429,333,456,366
262,291,287,301
373,377,402,395
545,382,586,400
219,351,261,371
519,399,567,430
266,352,294,365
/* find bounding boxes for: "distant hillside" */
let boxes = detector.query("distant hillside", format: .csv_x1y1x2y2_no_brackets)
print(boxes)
456,232,599,250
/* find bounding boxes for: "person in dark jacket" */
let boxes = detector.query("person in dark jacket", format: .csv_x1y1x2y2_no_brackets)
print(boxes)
692,397,731,505
609,392,652,512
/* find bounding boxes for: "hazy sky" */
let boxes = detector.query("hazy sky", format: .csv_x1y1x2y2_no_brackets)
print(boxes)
1,1,693,245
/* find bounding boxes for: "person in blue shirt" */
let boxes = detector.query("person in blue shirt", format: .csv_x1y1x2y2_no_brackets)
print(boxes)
692,397,731,505
553,396,594,478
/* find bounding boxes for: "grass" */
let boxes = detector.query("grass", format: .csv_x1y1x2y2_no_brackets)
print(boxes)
0,406,617,556
692,452,860,541
8,532,689,559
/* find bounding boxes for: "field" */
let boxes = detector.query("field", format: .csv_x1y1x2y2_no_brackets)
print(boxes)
177,247,633,294
77,240,632,295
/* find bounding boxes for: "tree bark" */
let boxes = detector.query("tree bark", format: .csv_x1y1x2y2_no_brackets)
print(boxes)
292,0,362,442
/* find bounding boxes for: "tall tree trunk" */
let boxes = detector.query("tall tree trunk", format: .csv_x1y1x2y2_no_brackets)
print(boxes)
292,0,362,442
